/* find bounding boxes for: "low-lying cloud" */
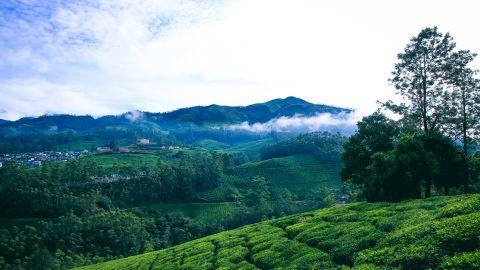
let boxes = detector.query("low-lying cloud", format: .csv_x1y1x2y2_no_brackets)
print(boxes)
226,112,360,135
125,110,145,122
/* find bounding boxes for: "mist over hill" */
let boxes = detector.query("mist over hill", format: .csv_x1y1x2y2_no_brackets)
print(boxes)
0,97,354,136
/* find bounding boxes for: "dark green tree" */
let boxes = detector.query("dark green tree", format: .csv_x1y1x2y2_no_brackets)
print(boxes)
366,133,463,201
27,249,57,270
365,136,427,201
341,112,399,188
109,139,119,152
420,132,464,194
243,176,272,218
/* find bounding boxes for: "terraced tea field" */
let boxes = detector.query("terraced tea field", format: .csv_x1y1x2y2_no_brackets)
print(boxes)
76,194,480,269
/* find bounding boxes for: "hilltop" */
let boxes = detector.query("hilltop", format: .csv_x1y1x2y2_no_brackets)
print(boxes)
0,97,350,133
76,194,480,269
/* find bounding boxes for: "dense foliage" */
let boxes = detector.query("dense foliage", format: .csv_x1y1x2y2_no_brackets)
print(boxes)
341,113,469,202
0,133,74,154
0,153,228,269
75,194,480,270
260,132,345,161
0,153,231,218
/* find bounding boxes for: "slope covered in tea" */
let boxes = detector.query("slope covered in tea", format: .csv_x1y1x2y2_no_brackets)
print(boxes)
76,194,480,270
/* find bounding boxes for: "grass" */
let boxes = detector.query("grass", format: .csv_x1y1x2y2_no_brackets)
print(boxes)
75,194,480,270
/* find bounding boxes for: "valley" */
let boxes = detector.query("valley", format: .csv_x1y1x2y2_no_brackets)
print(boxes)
0,100,349,269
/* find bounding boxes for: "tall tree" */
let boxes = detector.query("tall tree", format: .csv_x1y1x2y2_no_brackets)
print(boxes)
386,27,456,133
443,50,480,156
443,50,479,192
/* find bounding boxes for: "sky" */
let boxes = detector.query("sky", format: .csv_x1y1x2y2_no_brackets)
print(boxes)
1,0,480,121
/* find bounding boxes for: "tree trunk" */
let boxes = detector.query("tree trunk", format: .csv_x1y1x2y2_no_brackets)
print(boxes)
461,89,470,193
425,177,431,198
462,90,468,156
422,80,428,132
464,157,470,194
422,55,429,133
445,185,449,195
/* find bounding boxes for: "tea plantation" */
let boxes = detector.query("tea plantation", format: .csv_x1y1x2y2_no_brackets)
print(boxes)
232,155,342,195
75,194,480,269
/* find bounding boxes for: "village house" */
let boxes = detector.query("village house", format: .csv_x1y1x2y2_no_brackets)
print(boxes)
96,147,113,153
119,147,130,153
137,138,150,145
28,160,42,167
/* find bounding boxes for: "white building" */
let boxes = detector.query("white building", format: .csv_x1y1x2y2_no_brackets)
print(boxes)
138,138,150,145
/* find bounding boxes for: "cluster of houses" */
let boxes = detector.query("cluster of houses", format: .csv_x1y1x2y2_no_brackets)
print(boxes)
96,146,132,153
0,138,185,169
160,145,181,150
96,138,183,154
0,150,89,168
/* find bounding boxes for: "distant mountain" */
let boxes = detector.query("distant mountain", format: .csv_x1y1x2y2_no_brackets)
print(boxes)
0,97,351,134
0,119,9,125
153,96,349,124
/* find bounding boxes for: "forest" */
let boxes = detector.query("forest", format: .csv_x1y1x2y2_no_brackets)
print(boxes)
0,131,344,269
260,132,345,161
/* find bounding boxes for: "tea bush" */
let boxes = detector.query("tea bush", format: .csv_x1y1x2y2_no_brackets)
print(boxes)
75,194,480,270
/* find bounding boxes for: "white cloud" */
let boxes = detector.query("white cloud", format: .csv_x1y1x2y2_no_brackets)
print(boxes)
124,110,145,122
0,78,117,119
1,0,480,120
226,112,360,134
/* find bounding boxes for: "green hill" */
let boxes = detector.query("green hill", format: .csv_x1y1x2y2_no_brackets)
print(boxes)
232,155,342,195
193,137,275,160
75,194,480,269
197,154,342,203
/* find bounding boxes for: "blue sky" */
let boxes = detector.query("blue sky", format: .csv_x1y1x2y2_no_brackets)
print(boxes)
1,0,480,120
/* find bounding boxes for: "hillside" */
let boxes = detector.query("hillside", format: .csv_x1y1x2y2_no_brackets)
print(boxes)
232,155,342,196
194,154,342,204
76,194,480,270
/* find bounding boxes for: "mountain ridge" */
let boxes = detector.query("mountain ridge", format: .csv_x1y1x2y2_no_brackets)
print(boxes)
0,97,351,133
